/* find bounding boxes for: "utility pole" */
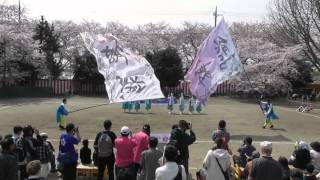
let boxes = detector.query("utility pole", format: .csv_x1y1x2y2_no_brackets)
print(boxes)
214,6,218,27
18,0,21,24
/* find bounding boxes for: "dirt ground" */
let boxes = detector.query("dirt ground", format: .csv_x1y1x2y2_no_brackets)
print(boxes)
0,96,319,179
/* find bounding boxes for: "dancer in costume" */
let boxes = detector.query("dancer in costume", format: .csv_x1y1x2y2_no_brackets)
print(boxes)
128,101,133,113
195,99,202,114
179,92,185,114
167,93,174,114
188,96,195,114
122,102,129,113
145,99,152,112
56,98,69,129
260,99,279,129
134,100,141,113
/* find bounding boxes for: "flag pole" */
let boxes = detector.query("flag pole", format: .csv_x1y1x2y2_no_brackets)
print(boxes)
214,6,218,27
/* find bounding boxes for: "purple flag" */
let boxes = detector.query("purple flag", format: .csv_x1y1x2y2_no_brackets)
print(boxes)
185,18,242,104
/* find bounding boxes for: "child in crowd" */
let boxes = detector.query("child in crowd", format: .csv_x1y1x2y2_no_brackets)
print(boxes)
40,133,57,172
80,139,92,165
26,160,42,180
36,133,51,178
140,137,163,180
233,137,256,167
304,164,317,180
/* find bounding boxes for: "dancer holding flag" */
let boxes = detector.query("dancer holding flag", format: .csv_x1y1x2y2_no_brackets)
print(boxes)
56,98,69,129
260,99,279,129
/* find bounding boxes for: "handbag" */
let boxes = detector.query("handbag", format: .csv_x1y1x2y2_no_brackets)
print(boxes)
215,157,230,180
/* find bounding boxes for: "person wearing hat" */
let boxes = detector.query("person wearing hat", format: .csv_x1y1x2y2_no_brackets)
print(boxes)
115,126,137,178
310,141,320,173
132,124,151,176
40,133,57,173
249,141,282,180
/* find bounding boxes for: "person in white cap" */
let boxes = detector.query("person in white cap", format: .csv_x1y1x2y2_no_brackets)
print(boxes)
115,126,137,178
249,141,282,180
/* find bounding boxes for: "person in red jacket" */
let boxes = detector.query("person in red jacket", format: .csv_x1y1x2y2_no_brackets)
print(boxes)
132,124,150,176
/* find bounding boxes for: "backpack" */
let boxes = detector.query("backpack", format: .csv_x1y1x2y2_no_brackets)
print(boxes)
97,131,113,157
15,137,27,163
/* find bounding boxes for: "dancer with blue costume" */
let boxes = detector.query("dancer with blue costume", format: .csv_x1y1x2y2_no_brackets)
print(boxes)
122,102,129,113
56,98,69,129
128,101,133,113
179,92,185,114
145,99,152,112
195,99,202,114
167,93,174,114
188,96,195,114
134,100,141,113
260,99,279,129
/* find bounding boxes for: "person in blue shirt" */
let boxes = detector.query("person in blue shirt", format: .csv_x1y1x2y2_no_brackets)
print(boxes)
56,99,69,129
58,123,81,180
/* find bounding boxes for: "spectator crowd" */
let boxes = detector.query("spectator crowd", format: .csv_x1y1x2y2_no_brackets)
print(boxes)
0,119,319,180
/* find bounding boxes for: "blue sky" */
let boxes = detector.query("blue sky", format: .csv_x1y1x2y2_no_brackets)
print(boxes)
5,0,271,26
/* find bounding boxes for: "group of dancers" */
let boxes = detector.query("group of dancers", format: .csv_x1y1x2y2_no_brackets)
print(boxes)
167,92,202,114
121,92,203,114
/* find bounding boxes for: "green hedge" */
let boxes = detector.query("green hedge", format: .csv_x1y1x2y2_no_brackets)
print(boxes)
0,86,53,97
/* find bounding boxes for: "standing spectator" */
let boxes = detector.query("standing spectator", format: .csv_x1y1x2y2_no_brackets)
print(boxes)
212,120,231,150
278,156,290,180
289,141,311,170
58,123,81,180
80,139,92,164
94,120,117,180
12,126,23,143
0,137,18,180
40,133,57,172
170,120,196,174
233,136,256,167
155,145,187,180
203,138,231,180
310,141,320,173
140,137,163,180
133,124,150,175
26,160,41,180
249,141,282,180
36,133,51,178
115,126,137,178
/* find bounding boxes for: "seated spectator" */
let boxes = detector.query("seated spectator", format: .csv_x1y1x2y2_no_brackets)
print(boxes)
289,140,311,170
249,141,282,180
115,126,137,178
290,168,303,180
140,137,163,180
278,156,290,180
36,133,51,178
304,164,317,180
0,137,18,180
203,138,231,180
310,141,320,173
233,136,256,167
155,145,187,180
26,160,42,180
40,133,57,172
80,139,92,164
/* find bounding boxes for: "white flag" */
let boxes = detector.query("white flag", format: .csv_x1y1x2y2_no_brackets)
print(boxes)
81,33,164,103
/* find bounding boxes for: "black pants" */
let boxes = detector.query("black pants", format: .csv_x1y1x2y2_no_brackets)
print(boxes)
63,162,77,180
19,165,28,180
98,155,115,180
177,157,189,175
50,153,56,171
